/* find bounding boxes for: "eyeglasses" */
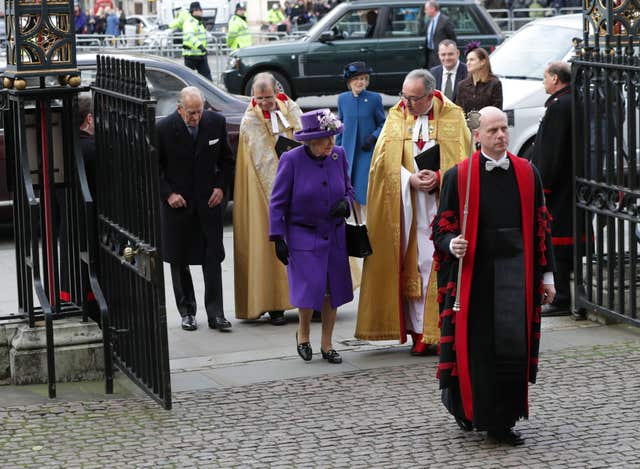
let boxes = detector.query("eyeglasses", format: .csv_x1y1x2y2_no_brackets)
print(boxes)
255,95,275,101
399,92,429,104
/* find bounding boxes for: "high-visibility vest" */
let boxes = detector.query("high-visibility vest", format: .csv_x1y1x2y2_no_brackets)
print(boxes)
182,15,208,56
266,9,285,24
226,15,252,49
169,9,191,31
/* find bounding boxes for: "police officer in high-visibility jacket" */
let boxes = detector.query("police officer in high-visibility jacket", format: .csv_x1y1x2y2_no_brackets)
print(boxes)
172,2,212,80
227,3,252,50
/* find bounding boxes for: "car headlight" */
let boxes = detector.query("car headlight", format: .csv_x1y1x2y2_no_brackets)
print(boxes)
228,56,241,71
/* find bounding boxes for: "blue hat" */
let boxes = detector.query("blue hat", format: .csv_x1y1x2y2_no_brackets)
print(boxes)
294,109,343,141
343,61,373,81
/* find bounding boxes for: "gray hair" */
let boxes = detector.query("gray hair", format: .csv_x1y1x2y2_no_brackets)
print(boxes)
251,72,278,95
178,86,204,107
404,69,436,94
425,0,440,11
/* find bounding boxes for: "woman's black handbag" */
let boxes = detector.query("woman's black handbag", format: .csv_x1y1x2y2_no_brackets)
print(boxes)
346,204,372,258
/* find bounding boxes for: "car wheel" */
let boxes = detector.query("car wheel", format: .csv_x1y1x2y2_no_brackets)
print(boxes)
244,70,293,98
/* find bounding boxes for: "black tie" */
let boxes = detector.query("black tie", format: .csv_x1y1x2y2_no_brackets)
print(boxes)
444,72,453,100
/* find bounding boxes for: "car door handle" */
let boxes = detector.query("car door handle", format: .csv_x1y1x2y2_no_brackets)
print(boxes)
418,45,424,50
360,48,370,53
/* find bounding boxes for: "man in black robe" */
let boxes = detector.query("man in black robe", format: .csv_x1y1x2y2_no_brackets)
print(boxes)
432,107,556,446
531,62,577,316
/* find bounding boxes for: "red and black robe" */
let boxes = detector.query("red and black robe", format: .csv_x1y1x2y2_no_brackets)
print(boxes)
432,151,554,430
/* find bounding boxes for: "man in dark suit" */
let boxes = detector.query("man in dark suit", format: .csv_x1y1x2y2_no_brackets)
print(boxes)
531,62,575,317
424,0,456,69
157,86,234,331
430,39,468,102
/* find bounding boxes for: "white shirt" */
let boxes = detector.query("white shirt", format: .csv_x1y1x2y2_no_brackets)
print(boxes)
448,151,555,286
441,61,460,92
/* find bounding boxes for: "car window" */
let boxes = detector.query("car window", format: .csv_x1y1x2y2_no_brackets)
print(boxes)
330,8,379,40
491,24,578,80
440,6,482,35
146,69,187,117
384,7,422,38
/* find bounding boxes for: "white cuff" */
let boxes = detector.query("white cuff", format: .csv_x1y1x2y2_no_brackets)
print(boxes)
449,238,456,256
543,271,554,286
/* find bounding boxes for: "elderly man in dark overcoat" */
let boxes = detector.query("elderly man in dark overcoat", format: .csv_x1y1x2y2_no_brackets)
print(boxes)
157,86,234,331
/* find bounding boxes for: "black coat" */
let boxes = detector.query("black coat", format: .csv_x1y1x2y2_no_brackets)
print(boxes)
531,86,573,243
424,13,457,67
430,62,468,102
157,110,234,265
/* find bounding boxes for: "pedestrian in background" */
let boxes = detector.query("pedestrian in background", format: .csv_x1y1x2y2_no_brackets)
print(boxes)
234,72,302,326
157,87,235,332
430,39,468,102
227,3,252,50
74,4,88,34
433,106,555,446
269,109,354,364
336,61,385,222
170,2,212,80
105,7,120,37
531,61,577,317
424,0,457,68
455,44,502,115
356,69,470,356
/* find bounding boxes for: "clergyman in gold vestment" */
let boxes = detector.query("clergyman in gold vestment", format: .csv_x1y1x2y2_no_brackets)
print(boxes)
356,69,470,354
233,72,302,325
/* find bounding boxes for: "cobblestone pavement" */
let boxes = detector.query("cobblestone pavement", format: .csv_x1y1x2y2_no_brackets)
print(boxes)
1,341,639,469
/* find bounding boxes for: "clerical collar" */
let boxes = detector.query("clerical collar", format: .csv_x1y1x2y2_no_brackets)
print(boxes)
482,152,507,164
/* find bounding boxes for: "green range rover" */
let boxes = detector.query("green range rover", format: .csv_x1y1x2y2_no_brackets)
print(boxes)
222,0,504,98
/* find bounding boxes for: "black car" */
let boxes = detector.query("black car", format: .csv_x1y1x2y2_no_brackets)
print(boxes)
223,0,504,98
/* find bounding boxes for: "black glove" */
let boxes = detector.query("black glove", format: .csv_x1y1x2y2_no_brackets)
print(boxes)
198,44,208,54
274,238,289,266
361,134,377,152
329,199,350,219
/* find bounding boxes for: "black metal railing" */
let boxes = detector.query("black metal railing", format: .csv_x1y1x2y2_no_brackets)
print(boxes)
572,23,640,325
3,84,108,397
92,55,172,409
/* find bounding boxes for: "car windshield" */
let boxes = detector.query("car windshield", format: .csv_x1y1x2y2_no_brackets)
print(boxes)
301,6,345,40
491,24,579,80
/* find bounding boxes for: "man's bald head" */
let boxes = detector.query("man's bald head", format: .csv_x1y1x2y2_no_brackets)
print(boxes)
475,106,509,159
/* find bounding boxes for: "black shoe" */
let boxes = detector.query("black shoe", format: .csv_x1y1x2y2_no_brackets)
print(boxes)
455,416,473,432
487,427,525,446
209,316,232,330
269,311,287,326
311,310,322,323
321,348,342,364
541,302,570,317
296,332,312,361
181,315,197,331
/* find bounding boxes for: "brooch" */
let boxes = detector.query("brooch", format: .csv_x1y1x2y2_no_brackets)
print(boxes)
364,98,368,102
331,153,338,160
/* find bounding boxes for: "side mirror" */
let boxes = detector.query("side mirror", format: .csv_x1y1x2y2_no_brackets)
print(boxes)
319,30,334,42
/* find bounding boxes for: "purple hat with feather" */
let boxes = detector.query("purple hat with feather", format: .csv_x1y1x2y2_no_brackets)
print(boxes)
293,108,343,141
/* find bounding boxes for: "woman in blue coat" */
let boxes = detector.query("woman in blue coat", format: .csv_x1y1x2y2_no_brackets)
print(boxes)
336,61,386,221
269,109,354,364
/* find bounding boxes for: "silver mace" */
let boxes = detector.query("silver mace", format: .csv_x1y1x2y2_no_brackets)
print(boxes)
453,110,482,312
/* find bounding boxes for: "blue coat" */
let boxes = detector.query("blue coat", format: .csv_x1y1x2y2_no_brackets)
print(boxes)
269,145,354,311
106,14,120,36
336,89,386,205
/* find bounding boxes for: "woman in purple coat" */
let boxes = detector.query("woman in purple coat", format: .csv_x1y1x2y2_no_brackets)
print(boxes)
269,109,354,364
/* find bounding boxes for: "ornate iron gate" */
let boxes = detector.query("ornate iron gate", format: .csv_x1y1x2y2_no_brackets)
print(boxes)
93,56,172,409
573,5,640,326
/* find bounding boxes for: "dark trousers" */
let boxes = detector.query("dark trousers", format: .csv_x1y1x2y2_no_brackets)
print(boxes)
184,55,212,81
426,48,438,69
554,255,572,307
170,261,223,321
